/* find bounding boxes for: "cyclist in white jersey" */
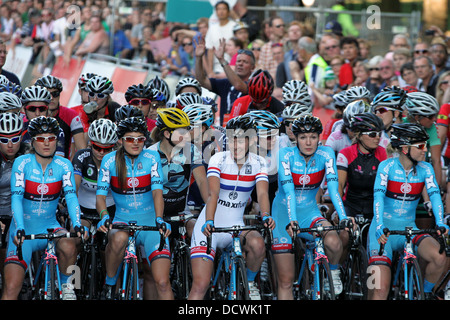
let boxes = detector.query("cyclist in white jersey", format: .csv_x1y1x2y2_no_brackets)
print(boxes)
189,114,275,300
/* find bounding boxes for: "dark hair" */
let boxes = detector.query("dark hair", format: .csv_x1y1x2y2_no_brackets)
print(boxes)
340,36,360,50
400,61,415,75
215,0,229,11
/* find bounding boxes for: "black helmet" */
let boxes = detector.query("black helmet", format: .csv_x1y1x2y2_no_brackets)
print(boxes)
390,123,429,149
147,76,170,101
351,112,384,133
226,114,256,138
117,117,148,139
27,116,60,138
35,75,63,92
291,114,323,135
124,84,153,102
114,105,145,123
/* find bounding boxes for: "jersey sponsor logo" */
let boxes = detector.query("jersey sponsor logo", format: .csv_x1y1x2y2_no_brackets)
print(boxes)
63,172,72,188
127,177,139,188
15,172,25,188
151,162,160,178
292,169,325,189
400,182,411,194
25,180,62,200
281,161,290,176
386,180,424,201
379,173,388,187
101,168,110,183
325,158,335,175
425,175,437,190
37,183,49,194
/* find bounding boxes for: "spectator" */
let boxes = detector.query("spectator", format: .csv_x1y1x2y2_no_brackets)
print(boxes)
430,42,450,78
258,16,286,79
0,3,14,42
414,55,438,96
162,34,195,77
357,38,371,61
352,58,370,87
249,39,264,70
279,21,304,82
0,40,20,85
226,37,244,72
270,42,285,81
329,0,359,37
329,55,345,84
400,61,420,89
364,55,383,96
393,48,412,86
297,36,327,90
74,15,110,60
132,25,156,65
232,21,250,48
194,35,254,125
232,0,261,42
129,7,153,50
323,34,341,64
204,1,236,77
379,58,398,90
413,41,430,59
435,70,450,106
339,36,360,87
20,8,43,64
391,33,411,51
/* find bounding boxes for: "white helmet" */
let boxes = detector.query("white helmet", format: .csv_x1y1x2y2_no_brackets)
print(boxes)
21,85,52,105
405,91,440,117
0,112,23,135
345,86,371,103
281,103,312,119
0,92,22,112
182,103,214,127
88,118,118,145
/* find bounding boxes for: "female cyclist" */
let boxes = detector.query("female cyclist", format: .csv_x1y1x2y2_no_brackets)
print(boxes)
189,114,275,300
368,123,449,300
96,117,172,300
2,116,84,300
272,114,350,300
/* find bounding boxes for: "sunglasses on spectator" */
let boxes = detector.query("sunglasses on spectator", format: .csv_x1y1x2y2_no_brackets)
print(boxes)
25,105,48,112
237,49,255,59
122,136,146,144
415,49,428,54
0,136,21,144
129,98,151,106
274,24,285,28
408,143,427,150
251,47,261,51
361,131,382,138
374,107,395,115
33,135,57,143
91,141,115,153
369,67,380,71
88,92,107,99
182,42,193,47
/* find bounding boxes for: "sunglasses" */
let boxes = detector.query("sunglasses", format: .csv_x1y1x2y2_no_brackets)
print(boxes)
415,49,428,54
361,131,382,138
409,143,427,150
0,136,21,144
129,98,151,106
369,67,380,71
92,141,115,153
251,47,261,51
122,136,146,144
374,107,394,115
274,24,285,28
32,135,57,143
88,92,107,99
25,105,48,112
182,42,193,47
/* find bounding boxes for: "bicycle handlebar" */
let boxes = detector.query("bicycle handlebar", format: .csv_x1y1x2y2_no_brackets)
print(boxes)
111,222,166,252
164,212,199,223
378,226,447,256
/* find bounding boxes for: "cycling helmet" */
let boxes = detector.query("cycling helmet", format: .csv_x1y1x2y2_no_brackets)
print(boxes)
202,96,218,113
88,118,118,145
402,85,419,93
250,110,280,130
371,86,407,111
183,103,214,127
0,112,23,135
226,114,256,138
175,77,202,96
78,73,97,90
147,76,170,101
114,104,145,123
156,107,191,131
35,75,63,92
27,116,60,138
21,85,52,105
176,92,204,109
282,88,312,107
0,92,22,112
332,91,348,109
117,116,148,139
125,84,153,102
86,75,114,95
151,88,167,103
282,79,308,96
281,103,312,120
351,112,384,133
291,114,323,135
404,91,439,117
343,100,371,129
0,82,22,97
248,69,274,103
390,123,429,149
345,86,371,103
0,75,10,86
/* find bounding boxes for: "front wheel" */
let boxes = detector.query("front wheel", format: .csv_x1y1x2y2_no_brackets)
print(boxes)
234,256,250,300
317,258,336,300
406,258,425,300
342,244,368,300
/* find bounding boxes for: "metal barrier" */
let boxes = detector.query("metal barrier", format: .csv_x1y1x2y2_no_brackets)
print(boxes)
247,4,421,56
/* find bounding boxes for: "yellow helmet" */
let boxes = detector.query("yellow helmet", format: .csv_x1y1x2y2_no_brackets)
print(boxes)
156,107,191,131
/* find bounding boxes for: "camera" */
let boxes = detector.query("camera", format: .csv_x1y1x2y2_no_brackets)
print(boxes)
425,29,435,36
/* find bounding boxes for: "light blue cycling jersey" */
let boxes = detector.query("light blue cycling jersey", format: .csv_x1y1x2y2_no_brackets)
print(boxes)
368,157,447,264
96,149,164,225
10,154,82,233
271,145,347,252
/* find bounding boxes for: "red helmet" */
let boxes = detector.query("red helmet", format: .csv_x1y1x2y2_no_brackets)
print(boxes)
248,69,274,103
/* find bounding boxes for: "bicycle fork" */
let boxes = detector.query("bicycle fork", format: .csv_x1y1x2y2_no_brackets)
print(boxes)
120,237,140,300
